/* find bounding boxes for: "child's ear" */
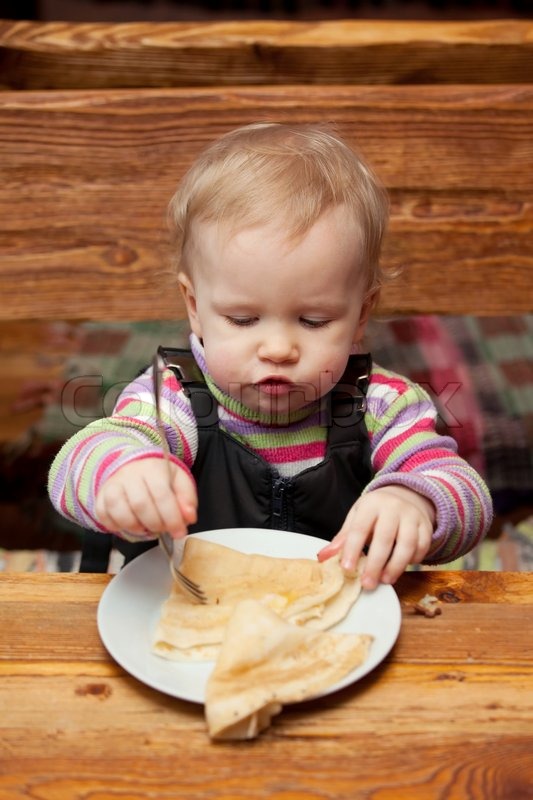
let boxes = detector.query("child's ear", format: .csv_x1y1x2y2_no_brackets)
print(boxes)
178,272,202,339
353,290,379,346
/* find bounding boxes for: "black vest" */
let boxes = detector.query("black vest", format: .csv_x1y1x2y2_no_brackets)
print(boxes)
160,347,373,542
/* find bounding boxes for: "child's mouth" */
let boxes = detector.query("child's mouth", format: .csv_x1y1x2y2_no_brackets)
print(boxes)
256,378,293,396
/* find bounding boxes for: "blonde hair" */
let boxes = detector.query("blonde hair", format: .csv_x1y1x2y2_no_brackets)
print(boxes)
168,122,389,297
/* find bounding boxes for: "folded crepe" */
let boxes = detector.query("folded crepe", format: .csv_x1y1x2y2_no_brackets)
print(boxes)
153,538,364,661
205,598,373,740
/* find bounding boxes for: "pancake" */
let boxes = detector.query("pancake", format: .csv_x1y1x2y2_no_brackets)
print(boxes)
152,538,364,661
205,599,373,740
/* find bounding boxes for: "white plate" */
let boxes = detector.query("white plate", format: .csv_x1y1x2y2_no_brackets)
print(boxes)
97,528,402,704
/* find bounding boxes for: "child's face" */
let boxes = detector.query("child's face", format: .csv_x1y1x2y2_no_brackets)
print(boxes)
179,205,370,417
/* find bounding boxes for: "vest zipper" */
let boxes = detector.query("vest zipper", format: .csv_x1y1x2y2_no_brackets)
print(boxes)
272,476,293,530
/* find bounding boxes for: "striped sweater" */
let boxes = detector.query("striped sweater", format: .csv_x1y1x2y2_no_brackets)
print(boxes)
48,336,492,563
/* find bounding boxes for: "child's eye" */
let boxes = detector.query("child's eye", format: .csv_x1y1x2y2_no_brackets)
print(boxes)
225,316,257,327
300,318,331,329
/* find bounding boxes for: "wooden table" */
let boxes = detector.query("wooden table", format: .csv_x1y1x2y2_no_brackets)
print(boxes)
1,570,531,799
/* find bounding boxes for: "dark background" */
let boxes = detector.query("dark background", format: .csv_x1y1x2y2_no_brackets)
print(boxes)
1,1,531,22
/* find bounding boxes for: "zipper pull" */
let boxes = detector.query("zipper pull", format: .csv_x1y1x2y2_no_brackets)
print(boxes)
272,476,293,529
272,477,285,521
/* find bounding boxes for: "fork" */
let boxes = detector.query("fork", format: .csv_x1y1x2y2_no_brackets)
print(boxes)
152,353,207,604
158,531,206,602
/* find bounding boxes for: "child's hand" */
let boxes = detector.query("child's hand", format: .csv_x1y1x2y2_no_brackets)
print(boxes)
95,458,197,540
318,486,435,590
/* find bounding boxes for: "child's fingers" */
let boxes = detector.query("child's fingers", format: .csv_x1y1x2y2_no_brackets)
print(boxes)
413,521,434,564
320,490,435,589
360,514,398,590
172,468,198,529
316,533,344,562
318,501,373,575
144,477,186,536
336,501,375,576
382,519,434,585
339,526,370,576
122,462,196,537
380,518,419,585
94,458,196,538
96,482,149,536
177,498,197,529
124,477,169,533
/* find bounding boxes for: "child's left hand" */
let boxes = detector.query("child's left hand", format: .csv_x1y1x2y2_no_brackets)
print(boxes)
317,485,435,590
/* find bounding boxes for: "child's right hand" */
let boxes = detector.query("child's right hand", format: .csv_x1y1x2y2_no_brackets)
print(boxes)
94,458,197,540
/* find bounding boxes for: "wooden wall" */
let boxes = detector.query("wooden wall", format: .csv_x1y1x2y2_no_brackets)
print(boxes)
1,20,532,321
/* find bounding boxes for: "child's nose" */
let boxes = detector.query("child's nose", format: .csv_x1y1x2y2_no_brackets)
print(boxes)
258,328,298,363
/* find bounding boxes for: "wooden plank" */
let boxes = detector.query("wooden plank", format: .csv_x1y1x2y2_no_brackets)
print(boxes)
1,740,532,800
0,571,109,601
0,572,531,799
0,671,531,798
395,569,533,604
1,597,531,668
0,663,531,744
1,85,531,320
3,570,529,606
0,20,532,89
1,573,531,668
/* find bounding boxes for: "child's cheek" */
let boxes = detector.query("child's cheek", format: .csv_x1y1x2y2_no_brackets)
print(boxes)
204,344,239,391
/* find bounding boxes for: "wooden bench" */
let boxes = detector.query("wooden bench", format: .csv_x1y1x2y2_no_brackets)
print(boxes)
0,19,531,550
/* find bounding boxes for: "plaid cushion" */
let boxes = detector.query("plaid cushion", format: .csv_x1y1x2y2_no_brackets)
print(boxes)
367,315,533,513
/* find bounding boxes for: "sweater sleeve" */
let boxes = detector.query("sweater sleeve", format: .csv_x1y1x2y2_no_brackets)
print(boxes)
47,366,199,533
364,365,493,563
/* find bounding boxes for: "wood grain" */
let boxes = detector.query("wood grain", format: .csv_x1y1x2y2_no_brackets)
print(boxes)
395,569,533,604
1,743,531,800
1,20,532,89
1,85,531,320
1,573,531,668
0,571,532,800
